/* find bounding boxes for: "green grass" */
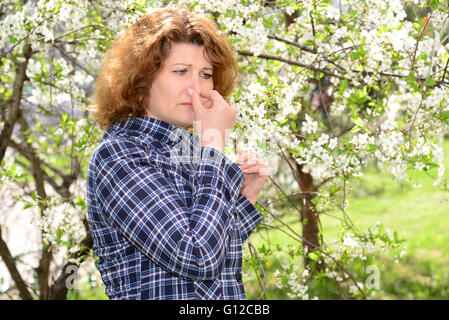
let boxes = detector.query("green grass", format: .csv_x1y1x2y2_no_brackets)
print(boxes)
67,282,108,300
245,139,449,300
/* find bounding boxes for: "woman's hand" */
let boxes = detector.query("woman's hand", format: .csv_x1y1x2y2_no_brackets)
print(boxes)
189,88,236,153
236,149,269,205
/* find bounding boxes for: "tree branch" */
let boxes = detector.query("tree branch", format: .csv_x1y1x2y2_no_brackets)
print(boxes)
48,232,93,300
267,34,315,53
52,43,96,79
9,137,78,200
16,116,53,299
237,48,449,87
237,49,349,81
441,57,449,83
0,44,32,164
0,227,34,300
410,13,433,75
248,241,266,300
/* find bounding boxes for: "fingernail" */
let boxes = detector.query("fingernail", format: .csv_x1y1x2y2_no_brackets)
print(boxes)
243,169,249,173
187,88,192,96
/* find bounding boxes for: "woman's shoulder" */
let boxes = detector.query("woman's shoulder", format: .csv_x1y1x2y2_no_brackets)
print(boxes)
90,135,177,171
90,136,152,164
88,136,196,188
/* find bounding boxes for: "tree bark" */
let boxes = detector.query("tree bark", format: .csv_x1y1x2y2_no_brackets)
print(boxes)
49,232,93,300
296,164,324,271
17,115,54,299
0,228,34,300
0,44,32,164
0,44,34,300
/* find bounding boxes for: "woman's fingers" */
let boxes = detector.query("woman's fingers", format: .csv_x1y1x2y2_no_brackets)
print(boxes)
236,153,268,174
190,88,204,117
237,160,260,170
200,89,237,112
199,89,226,106
237,152,259,165
240,164,269,175
189,88,214,111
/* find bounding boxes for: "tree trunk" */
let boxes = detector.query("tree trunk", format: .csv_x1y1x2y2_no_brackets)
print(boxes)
49,232,93,300
0,228,34,300
0,44,31,164
17,115,54,299
0,44,34,300
296,164,323,271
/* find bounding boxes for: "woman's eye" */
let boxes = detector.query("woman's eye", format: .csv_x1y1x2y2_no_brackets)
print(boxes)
174,69,187,75
201,72,213,79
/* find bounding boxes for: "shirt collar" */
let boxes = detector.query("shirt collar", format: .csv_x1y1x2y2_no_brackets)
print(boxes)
103,116,197,148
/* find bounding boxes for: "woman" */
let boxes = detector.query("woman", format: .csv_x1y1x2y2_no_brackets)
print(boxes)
86,7,268,300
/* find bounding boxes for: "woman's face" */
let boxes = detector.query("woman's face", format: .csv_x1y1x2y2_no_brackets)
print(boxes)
146,42,214,129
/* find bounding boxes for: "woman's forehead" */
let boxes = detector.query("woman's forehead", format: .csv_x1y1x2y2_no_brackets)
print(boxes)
165,43,213,68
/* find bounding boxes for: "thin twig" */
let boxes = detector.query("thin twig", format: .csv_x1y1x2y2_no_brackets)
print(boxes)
237,49,349,81
52,43,97,79
248,241,266,300
410,13,433,75
237,49,449,86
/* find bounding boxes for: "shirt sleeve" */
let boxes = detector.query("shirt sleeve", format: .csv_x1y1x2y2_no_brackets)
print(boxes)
93,138,244,281
234,194,264,242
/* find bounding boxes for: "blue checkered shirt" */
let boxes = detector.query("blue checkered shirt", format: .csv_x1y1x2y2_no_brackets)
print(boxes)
86,116,263,300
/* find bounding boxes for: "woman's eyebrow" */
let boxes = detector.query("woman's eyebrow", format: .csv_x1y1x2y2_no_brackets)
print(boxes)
172,63,213,70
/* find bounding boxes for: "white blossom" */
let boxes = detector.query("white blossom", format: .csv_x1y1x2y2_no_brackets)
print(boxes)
302,114,318,135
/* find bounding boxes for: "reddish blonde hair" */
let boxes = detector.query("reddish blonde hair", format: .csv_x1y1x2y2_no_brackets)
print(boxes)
91,7,239,130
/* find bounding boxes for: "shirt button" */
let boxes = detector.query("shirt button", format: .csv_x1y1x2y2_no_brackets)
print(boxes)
193,281,198,285
235,271,242,281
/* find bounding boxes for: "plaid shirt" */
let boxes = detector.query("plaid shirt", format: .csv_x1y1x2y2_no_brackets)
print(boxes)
86,116,263,300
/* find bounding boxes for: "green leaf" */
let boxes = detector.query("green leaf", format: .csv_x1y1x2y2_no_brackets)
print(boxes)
429,0,439,10
425,78,436,87
413,22,421,33
308,251,319,261
350,51,360,60
425,161,439,169
330,185,342,196
56,228,63,242
441,110,449,124
338,79,349,94
353,117,364,127
365,144,377,153
22,202,34,210
304,39,315,47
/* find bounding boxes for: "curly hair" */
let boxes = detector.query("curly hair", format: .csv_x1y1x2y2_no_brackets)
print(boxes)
91,7,239,130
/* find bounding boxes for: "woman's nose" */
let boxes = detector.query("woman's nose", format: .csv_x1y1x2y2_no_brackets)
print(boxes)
190,74,201,93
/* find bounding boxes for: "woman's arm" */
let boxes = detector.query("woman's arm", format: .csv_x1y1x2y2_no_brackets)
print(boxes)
234,194,264,242
93,138,244,281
